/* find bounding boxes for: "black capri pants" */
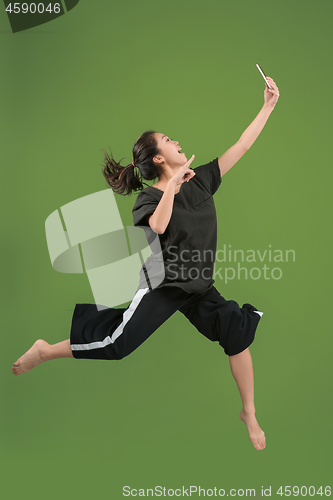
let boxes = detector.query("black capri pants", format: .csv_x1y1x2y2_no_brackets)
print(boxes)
70,285,263,359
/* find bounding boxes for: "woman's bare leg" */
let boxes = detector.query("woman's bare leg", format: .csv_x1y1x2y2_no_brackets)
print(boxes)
229,347,266,450
12,339,73,376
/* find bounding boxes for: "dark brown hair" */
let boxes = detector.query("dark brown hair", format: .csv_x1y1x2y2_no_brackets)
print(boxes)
102,130,161,195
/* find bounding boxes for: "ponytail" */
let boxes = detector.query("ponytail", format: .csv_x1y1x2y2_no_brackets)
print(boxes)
102,130,161,196
102,151,146,195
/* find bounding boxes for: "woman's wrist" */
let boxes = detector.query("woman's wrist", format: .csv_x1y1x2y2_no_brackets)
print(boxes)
263,101,276,112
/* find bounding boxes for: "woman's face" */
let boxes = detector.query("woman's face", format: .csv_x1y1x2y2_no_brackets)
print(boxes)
154,132,187,168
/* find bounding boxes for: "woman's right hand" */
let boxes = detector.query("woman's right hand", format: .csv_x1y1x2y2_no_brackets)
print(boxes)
148,155,196,234
170,155,196,186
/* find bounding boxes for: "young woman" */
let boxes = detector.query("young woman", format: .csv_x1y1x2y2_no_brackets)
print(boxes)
12,76,279,451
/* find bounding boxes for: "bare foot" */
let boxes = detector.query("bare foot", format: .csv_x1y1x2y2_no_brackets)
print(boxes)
12,339,49,375
239,408,266,450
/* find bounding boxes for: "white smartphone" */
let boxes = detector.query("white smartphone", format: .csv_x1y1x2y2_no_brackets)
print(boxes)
256,64,273,90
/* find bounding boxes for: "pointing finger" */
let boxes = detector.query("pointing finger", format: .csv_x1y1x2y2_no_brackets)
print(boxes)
185,154,195,167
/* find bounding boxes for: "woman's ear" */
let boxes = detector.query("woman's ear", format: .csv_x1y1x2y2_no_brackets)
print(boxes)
153,154,164,167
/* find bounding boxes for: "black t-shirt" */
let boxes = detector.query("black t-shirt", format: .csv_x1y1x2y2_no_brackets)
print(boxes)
132,158,222,294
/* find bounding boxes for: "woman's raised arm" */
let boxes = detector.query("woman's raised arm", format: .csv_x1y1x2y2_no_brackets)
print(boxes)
218,76,280,177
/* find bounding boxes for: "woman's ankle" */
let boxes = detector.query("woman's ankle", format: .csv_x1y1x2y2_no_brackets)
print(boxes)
241,405,256,416
44,339,73,360
37,340,51,362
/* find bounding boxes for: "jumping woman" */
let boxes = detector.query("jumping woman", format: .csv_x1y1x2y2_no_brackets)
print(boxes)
12,76,280,451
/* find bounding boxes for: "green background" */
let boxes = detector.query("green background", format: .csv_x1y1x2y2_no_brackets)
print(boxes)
1,0,332,498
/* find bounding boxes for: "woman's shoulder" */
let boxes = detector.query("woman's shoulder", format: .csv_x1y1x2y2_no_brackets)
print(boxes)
192,158,221,196
193,157,219,174
132,186,159,209
134,186,156,198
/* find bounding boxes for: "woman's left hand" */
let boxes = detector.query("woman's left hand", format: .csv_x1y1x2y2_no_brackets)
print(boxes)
264,77,280,107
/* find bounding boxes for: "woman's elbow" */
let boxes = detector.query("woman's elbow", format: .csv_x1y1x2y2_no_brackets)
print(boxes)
147,215,165,234
152,224,165,235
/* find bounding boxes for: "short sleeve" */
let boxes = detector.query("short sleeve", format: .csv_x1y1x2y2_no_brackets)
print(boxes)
192,158,222,196
132,190,159,227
